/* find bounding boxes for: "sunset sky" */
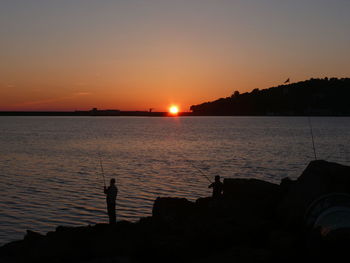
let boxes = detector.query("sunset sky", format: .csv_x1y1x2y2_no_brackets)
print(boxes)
1,0,349,111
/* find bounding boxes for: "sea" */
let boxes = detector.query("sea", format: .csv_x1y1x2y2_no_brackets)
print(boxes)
0,116,350,245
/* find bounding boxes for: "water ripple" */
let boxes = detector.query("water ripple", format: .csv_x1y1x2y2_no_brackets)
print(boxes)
1,116,350,244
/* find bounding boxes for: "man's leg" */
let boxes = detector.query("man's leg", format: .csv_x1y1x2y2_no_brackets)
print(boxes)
107,203,116,224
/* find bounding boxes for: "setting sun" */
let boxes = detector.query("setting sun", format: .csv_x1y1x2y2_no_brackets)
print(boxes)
169,106,179,115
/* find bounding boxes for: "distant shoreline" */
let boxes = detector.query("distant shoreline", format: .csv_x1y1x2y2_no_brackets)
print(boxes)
0,111,190,117
0,111,349,117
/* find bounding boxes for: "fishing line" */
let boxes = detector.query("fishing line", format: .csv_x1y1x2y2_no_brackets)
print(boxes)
179,154,213,184
86,120,107,188
97,148,106,188
308,117,317,160
189,161,213,184
164,119,213,184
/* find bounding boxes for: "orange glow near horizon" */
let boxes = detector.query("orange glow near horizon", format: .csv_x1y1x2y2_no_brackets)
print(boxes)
1,2,349,112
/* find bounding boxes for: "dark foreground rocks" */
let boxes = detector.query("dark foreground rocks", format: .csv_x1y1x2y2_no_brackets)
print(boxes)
2,160,350,263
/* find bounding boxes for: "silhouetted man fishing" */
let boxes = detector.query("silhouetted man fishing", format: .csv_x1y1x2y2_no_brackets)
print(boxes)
208,175,223,199
104,178,118,224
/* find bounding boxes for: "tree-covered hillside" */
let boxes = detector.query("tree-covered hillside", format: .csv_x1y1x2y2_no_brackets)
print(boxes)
190,78,350,116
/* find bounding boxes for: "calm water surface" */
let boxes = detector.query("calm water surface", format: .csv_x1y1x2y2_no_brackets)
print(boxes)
1,116,350,244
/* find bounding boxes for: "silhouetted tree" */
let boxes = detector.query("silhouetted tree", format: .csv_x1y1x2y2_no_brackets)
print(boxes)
231,90,240,98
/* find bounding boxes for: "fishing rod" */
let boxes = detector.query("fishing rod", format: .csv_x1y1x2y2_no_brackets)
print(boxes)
308,117,317,160
179,154,213,183
97,150,106,188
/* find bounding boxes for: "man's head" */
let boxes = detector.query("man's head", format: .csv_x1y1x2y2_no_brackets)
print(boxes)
215,175,220,182
110,178,116,185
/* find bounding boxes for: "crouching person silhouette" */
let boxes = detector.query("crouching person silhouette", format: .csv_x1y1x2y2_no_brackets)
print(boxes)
104,178,118,224
208,175,223,199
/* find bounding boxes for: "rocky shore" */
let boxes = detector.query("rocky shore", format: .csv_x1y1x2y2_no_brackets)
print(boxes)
1,160,350,262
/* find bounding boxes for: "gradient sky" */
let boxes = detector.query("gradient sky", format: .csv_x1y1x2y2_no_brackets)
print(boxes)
1,0,349,111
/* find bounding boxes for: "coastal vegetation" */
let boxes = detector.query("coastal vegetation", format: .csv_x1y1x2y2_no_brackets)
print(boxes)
190,78,350,116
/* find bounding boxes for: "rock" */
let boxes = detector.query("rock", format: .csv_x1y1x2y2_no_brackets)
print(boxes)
222,178,281,222
277,160,350,226
223,178,280,200
152,197,195,223
2,160,350,262
24,230,45,242
198,246,273,263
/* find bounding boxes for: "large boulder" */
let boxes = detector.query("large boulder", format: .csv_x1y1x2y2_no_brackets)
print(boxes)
222,178,281,222
277,160,350,226
152,197,195,223
223,178,280,201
